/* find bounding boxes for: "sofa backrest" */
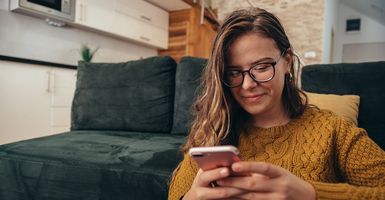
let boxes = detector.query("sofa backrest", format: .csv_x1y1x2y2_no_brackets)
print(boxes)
171,57,207,135
301,61,385,149
71,56,176,133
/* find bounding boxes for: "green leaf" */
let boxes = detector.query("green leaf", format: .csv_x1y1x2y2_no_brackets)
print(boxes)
80,44,99,62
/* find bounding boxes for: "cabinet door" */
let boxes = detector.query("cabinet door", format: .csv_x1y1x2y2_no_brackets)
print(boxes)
74,0,168,49
50,68,77,134
76,0,115,32
115,0,169,30
0,61,51,144
113,12,168,49
0,61,77,145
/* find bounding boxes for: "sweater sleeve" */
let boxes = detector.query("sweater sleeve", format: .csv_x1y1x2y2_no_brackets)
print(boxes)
168,153,199,200
312,118,385,200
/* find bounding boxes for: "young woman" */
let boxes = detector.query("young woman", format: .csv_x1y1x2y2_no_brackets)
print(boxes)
168,8,385,200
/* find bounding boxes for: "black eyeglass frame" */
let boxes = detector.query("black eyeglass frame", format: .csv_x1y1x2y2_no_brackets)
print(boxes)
223,50,287,88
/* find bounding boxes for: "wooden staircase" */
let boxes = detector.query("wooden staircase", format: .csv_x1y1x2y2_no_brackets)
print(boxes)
158,5,217,63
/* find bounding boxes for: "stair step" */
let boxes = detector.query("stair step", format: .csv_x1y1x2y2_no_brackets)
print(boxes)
169,35,187,48
169,22,188,36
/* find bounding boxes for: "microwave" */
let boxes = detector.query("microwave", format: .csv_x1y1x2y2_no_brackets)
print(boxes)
10,0,75,22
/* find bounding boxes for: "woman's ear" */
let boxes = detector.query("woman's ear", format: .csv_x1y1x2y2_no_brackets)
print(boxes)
284,48,293,73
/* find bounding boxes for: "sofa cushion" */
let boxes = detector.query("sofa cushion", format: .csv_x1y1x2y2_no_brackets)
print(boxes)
171,57,207,135
306,92,360,125
301,61,385,150
71,56,176,133
0,131,186,200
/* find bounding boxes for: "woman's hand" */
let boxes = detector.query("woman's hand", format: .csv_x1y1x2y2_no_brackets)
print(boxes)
183,167,246,200
216,162,316,200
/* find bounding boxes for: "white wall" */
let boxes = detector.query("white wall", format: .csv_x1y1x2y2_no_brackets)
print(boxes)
322,0,339,63
342,42,385,62
333,3,385,63
0,2,158,65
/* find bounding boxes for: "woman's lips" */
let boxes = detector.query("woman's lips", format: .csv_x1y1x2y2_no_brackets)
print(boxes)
242,93,265,103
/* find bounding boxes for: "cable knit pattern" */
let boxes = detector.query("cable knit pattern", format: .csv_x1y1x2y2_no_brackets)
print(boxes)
168,107,385,200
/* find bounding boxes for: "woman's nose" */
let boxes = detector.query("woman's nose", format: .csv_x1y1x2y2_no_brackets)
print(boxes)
242,72,258,90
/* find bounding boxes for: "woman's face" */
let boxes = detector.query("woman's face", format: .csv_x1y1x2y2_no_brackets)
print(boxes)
226,33,290,120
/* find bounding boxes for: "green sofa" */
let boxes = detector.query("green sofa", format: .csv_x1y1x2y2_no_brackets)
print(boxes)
0,56,384,200
0,56,206,200
301,61,385,150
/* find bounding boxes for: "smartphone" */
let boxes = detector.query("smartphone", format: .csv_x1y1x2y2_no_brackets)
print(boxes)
189,145,241,172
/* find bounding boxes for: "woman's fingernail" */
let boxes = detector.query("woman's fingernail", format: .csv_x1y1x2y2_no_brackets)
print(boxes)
232,163,241,171
220,168,228,175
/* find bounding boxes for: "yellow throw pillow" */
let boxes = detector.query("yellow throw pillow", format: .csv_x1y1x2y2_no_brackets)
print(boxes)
305,92,360,125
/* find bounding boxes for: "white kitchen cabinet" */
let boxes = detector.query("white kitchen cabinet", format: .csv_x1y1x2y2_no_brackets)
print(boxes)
113,11,168,49
115,0,168,30
49,67,77,134
0,61,77,145
75,0,115,32
74,0,169,49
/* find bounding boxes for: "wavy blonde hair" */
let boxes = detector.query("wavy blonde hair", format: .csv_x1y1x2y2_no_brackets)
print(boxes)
182,8,307,153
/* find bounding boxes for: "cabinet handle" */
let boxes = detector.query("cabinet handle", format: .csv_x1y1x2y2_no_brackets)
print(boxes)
46,71,51,93
139,36,150,41
79,4,83,21
83,4,87,22
140,15,152,22
46,70,55,93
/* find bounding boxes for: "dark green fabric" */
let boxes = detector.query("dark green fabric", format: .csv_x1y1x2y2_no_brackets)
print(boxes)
171,56,207,134
301,61,385,150
0,131,186,200
71,56,176,133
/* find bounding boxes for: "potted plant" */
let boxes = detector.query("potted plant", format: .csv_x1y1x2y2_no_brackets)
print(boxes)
80,44,99,62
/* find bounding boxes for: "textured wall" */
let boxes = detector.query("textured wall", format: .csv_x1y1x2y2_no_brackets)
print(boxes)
211,0,325,65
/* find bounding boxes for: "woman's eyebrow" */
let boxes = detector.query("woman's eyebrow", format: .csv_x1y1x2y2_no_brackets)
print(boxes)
227,57,274,68
250,57,275,65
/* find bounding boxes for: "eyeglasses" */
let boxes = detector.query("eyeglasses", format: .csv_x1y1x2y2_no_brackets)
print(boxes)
223,50,286,88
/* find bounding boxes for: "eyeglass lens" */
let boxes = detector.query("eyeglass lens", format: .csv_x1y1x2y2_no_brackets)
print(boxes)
225,64,275,87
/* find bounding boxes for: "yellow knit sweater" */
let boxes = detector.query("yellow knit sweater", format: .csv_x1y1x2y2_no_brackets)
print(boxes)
168,107,385,200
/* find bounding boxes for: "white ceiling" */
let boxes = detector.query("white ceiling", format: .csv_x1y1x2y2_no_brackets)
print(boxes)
144,0,192,11
340,0,385,26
